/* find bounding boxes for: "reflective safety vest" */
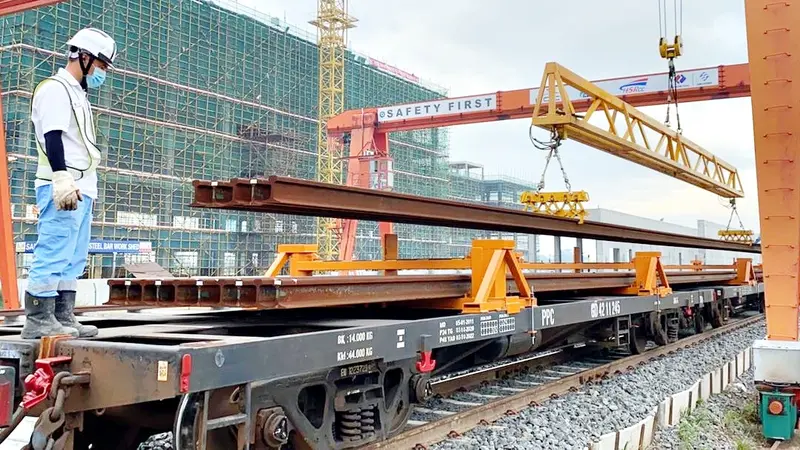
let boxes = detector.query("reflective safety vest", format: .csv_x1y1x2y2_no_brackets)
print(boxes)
31,74,102,182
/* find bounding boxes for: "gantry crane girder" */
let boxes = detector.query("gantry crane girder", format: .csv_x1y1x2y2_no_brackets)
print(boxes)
326,62,752,260
326,63,752,134
531,62,744,198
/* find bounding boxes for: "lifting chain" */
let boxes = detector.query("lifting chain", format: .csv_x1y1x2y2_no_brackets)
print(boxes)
658,0,684,134
725,199,747,232
664,58,683,134
24,372,76,450
529,126,572,193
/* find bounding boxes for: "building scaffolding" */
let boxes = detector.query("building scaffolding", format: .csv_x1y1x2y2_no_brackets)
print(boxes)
1,0,451,276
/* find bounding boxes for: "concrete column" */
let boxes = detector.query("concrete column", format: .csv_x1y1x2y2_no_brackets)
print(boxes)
554,236,562,263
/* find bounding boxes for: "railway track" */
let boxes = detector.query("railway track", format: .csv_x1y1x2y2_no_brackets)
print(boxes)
361,313,764,450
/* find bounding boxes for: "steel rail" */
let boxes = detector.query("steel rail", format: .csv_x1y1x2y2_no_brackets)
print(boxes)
362,314,764,449
105,271,739,309
431,348,574,397
191,177,761,254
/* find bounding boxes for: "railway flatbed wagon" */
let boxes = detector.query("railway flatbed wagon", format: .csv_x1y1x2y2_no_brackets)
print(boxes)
0,279,763,450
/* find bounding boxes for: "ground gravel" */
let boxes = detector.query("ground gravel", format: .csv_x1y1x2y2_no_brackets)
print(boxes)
429,320,765,450
647,367,762,450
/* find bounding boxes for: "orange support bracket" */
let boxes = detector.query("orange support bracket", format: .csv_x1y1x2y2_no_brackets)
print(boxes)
265,238,536,315
613,251,672,297
726,258,756,286
264,244,318,278
460,240,535,315
267,234,403,277
382,233,398,277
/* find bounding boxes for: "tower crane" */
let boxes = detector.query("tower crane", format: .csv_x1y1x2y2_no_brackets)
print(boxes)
310,0,356,261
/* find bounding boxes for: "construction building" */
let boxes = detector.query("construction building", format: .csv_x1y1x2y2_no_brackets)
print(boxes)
2,0,461,277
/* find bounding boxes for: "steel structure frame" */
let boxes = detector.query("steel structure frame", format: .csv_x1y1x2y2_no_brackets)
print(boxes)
325,62,755,260
531,62,744,198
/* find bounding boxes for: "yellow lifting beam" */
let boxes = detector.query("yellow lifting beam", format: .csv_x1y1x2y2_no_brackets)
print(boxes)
718,229,755,245
531,62,745,199
520,190,590,224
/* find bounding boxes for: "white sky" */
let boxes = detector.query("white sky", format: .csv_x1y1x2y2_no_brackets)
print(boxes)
234,0,759,233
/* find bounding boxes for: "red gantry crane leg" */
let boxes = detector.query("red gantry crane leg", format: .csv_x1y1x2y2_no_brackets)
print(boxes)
746,0,800,440
0,0,66,309
339,124,393,261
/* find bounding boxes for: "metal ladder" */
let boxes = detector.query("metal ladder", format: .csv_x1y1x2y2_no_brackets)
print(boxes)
614,315,631,347
197,384,252,450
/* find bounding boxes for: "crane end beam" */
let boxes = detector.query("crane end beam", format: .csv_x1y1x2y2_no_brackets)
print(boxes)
531,62,746,199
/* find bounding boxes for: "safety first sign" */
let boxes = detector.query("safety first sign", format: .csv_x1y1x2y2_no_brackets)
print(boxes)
528,67,721,104
377,94,496,123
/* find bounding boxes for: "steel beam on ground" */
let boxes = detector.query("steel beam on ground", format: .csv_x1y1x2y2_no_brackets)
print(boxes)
192,177,761,254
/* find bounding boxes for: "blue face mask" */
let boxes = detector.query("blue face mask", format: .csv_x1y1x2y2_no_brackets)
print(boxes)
86,67,106,88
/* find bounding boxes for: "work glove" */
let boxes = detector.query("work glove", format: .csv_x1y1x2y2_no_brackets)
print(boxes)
51,171,82,211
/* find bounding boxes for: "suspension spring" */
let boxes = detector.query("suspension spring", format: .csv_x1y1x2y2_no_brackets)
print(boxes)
336,405,378,442
668,319,679,343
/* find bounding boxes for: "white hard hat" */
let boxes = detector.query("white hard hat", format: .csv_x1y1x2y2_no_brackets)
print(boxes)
66,28,117,67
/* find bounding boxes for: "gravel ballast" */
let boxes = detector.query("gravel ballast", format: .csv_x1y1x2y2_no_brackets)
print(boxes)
430,320,765,450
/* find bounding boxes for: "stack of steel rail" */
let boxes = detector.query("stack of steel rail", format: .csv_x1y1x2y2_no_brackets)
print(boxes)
101,176,761,310
106,271,744,308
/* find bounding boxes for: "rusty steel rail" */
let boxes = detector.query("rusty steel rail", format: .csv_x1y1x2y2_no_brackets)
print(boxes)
191,177,761,254
105,271,739,309
362,313,765,450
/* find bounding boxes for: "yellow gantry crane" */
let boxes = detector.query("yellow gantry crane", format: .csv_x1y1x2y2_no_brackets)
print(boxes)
310,0,356,260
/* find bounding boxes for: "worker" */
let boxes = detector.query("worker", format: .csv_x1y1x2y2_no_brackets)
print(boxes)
20,28,117,340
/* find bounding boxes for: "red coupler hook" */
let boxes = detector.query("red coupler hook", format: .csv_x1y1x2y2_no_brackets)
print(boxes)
415,351,436,373
21,356,72,410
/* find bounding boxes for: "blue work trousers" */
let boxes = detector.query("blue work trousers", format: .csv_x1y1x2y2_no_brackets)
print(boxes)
25,184,93,298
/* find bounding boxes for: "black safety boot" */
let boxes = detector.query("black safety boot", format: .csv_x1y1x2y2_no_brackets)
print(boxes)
55,291,98,338
20,293,79,339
